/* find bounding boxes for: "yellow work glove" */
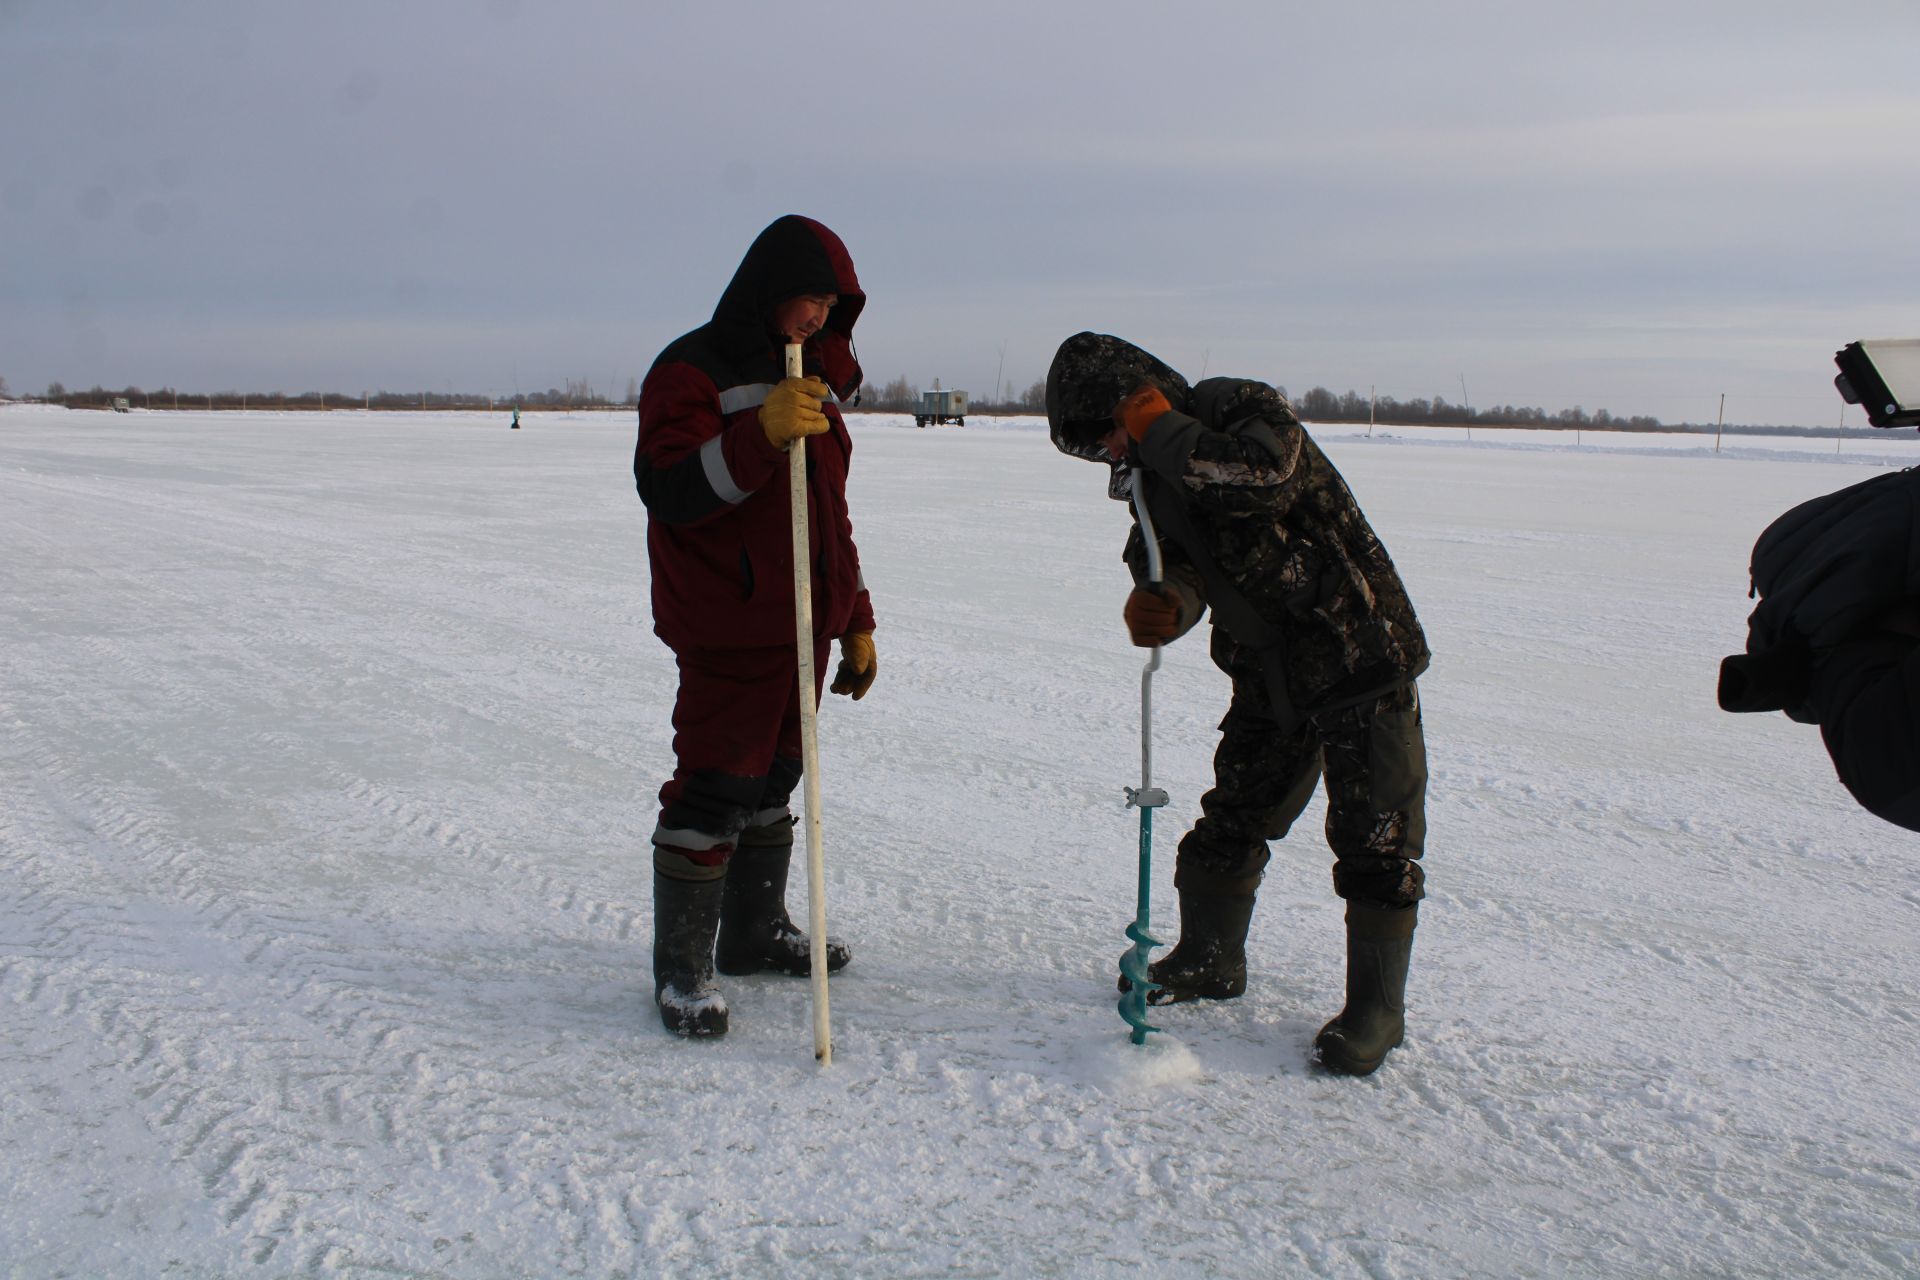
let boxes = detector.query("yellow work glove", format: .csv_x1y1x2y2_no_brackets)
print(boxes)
829,631,877,700
760,376,831,449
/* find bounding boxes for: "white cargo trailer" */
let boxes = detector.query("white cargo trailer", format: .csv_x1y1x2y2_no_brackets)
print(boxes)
914,385,967,428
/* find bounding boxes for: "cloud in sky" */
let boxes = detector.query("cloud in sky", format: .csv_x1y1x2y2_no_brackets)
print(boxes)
3,0,1916,424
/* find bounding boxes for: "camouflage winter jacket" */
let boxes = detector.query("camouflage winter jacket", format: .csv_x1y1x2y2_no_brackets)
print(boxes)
1124,377,1429,722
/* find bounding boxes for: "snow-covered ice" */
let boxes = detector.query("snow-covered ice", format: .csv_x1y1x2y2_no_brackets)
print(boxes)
3,403,1918,1277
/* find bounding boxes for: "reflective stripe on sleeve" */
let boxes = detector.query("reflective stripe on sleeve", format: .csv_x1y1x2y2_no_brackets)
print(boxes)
717,381,843,412
718,383,774,415
699,434,751,505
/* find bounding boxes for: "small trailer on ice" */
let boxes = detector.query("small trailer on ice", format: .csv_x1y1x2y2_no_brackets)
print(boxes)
914,383,967,428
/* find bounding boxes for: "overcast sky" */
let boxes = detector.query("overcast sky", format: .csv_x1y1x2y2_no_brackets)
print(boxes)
4,0,1917,426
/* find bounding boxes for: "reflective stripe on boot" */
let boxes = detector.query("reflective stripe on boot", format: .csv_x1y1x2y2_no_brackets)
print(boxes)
1314,902,1416,1076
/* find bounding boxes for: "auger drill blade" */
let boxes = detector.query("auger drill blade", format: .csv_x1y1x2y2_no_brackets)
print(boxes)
1117,920,1163,1044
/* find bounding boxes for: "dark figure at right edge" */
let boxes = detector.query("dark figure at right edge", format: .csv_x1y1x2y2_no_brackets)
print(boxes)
1047,332,1432,1075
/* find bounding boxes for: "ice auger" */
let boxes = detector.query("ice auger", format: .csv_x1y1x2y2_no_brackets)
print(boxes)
1117,467,1169,1045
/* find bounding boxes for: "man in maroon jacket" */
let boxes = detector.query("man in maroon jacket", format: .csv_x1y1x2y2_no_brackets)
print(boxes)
635,215,877,1037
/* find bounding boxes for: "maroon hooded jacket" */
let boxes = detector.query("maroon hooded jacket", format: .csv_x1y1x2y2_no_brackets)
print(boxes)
635,215,875,652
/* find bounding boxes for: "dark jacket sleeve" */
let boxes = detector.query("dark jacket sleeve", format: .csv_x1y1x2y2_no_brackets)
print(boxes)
1812,630,1920,831
1133,379,1307,514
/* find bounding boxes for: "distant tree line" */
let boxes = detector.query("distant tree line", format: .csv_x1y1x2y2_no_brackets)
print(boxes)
1275,387,1665,431
857,376,920,413
851,376,1665,430
23,372,1851,435
27,378,640,412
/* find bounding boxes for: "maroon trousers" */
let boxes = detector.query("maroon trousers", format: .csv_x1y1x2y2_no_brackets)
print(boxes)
653,640,829,866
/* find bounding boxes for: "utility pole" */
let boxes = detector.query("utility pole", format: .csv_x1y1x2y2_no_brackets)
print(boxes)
1460,374,1471,443
1714,393,1726,453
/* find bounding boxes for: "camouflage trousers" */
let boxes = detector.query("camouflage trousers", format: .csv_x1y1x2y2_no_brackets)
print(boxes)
1177,678,1427,909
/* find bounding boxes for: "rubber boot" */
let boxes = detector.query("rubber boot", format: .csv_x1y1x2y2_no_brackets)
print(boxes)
1118,866,1259,1005
653,870,729,1037
1314,902,1417,1076
714,821,852,977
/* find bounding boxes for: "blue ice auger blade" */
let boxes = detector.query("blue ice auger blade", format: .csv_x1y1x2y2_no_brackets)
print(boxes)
1118,918,1163,1044
1118,784,1170,1044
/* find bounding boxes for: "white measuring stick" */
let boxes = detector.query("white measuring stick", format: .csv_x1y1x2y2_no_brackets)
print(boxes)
786,342,831,1065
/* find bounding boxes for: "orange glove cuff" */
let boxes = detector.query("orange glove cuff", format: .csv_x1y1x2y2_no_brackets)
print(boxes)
1117,385,1173,441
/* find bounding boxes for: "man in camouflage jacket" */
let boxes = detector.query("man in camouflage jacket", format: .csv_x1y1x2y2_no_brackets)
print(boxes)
1047,332,1431,1076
